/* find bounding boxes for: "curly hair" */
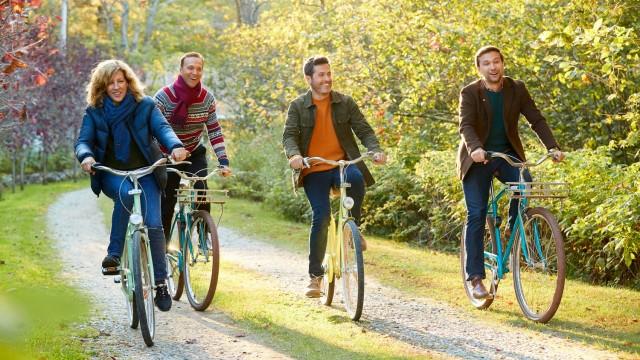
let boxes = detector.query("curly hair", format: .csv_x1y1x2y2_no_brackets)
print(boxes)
86,59,145,107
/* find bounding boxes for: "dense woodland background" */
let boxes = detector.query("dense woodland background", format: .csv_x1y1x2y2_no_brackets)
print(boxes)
2,0,639,286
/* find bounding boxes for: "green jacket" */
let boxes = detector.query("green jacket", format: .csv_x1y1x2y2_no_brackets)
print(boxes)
283,90,382,187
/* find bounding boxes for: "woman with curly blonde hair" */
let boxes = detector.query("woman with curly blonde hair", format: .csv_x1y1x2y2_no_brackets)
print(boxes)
75,59,188,311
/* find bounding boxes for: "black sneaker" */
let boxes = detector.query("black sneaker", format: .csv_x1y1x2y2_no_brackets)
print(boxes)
155,283,172,312
101,255,120,275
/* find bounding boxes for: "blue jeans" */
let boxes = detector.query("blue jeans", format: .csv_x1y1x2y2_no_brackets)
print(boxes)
303,165,365,277
100,172,167,284
462,155,532,280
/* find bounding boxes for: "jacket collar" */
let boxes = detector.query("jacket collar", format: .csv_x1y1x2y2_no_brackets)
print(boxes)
304,90,342,108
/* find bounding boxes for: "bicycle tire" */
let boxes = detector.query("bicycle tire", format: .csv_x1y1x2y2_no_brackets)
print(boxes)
512,207,565,323
460,219,498,310
120,244,138,329
321,256,335,306
166,217,185,300
184,210,220,311
132,229,155,346
341,220,364,321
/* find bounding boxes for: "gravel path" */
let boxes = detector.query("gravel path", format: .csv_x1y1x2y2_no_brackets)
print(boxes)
48,188,619,359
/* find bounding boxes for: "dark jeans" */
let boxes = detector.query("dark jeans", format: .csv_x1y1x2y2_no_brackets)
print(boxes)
462,154,532,280
303,165,365,277
100,172,167,284
161,146,210,242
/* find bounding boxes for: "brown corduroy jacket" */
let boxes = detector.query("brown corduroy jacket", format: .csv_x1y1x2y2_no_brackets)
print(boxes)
456,77,560,180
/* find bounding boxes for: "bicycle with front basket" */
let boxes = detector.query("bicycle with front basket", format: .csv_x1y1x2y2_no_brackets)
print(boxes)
92,158,169,346
164,167,227,311
460,151,567,323
302,152,373,321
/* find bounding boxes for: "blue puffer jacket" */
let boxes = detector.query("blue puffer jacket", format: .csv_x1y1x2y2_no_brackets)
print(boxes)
75,96,183,196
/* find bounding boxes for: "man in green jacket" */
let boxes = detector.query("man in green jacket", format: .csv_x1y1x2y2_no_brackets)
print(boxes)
458,46,565,299
283,56,386,297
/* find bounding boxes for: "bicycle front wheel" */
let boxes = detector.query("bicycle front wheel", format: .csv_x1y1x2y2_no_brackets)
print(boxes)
120,244,138,329
132,229,155,346
341,220,364,321
460,219,498,310
166,217,184,300
512,207,566,323
184,210,220,311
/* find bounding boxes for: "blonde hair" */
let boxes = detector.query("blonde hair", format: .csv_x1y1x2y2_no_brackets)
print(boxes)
86,59,145,107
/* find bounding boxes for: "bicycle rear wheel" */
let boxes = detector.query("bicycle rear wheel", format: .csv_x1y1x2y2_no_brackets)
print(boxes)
460,218,498,310
341,220,364,321
166,216,184,300
512,207,565,323
184,210,220,311
120,244,138,329
321,255,335,306
132,229,155,346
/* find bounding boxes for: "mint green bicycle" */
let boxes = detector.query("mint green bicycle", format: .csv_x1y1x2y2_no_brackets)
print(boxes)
461,151,567,323
92,158,168,346
165,167,227,311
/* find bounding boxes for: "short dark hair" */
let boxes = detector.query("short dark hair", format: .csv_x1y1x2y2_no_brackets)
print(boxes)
303,56,330,77
475,46,503,67
180,52,204,68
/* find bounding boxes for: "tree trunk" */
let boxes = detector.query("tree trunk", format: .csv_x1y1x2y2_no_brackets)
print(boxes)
60,0,68,55
11,151,16,193
19,151,25,190
120,0,129,52
41,148,48,185
99,1,115,37
143,0,161,47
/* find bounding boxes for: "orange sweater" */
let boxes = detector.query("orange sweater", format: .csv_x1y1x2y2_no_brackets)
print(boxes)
302,95,346,177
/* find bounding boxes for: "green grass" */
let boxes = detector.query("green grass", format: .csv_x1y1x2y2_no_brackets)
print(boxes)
212,260,440,359
220,197,640,358
0,180,91,360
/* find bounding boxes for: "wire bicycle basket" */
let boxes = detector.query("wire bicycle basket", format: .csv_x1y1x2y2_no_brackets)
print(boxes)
505,182,569,199
176,188,228,205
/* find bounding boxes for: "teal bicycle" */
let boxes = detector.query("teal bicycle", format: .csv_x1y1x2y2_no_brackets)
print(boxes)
92,158,168,346
460,151,567,323
165,167,227,311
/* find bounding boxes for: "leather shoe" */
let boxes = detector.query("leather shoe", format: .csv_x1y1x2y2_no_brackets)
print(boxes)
471,276,489,299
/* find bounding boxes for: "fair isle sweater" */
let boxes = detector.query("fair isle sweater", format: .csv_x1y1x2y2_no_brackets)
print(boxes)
154,84,229,166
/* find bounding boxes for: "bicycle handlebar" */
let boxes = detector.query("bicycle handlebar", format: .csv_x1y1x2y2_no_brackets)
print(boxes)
303,151,374,168
486,151,559,169
166,166,224,182
92,157,168,178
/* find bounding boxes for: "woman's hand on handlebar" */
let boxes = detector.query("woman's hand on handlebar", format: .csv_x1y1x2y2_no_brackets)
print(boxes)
550,148,565,163
171,147,189,162
372,152,387,165
81,157,96,175
219,165,232,177
288,154,304,169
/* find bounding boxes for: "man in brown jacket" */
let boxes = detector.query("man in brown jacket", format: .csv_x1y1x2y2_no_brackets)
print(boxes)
458,46,565,299
283,56,386,297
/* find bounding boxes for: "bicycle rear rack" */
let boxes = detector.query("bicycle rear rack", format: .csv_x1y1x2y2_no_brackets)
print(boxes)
505,182,569,199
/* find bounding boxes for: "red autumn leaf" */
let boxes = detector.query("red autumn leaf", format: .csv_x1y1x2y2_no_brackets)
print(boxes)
30,0,43,7
2,58,28,75
55,15,62,21
34,74,47,86
2,53,14,63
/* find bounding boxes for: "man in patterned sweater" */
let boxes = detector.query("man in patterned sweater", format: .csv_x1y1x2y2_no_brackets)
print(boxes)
154,52,231,242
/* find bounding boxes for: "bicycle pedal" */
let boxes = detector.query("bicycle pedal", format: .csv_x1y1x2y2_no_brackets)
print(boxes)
113,275,121,283
102,267,119,276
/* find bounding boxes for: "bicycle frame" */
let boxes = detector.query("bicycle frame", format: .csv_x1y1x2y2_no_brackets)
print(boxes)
304,153,371,280
483,151,558,281
166,168,223,275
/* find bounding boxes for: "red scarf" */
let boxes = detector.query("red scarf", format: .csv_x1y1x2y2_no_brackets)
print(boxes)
171,75,203,128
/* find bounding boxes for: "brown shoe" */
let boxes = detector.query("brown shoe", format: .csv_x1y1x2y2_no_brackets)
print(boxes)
360,234,367,251
304,276,322,298
471,276,489,299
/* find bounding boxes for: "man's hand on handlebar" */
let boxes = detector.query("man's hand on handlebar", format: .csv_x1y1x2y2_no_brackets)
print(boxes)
372,152,387,165
219,165,232,177
471,148,488,164
550,148,565,163
81,156,96,175
288,154,304,170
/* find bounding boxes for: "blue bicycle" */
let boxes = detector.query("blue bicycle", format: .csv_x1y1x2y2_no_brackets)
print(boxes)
460,151,567,323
